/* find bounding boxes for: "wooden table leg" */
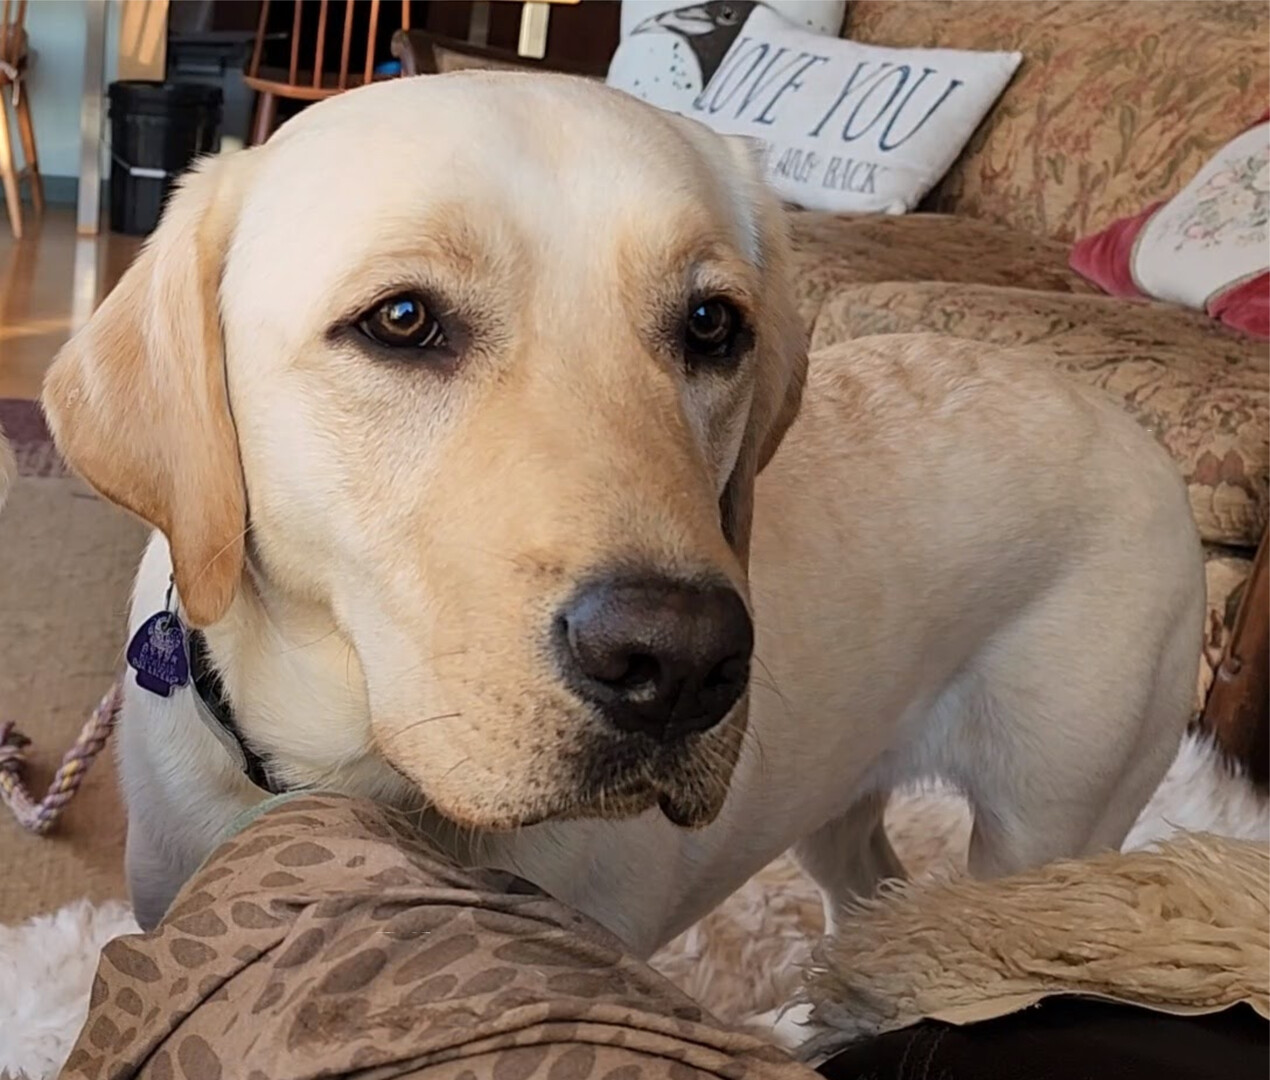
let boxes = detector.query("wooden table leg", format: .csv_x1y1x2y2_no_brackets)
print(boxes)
250,91,277,147
0,98,22,238
76,0,109,236
15,89,43,215
1201,528,1268,787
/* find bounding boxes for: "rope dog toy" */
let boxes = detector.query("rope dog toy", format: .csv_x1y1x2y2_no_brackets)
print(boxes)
0,681,123,834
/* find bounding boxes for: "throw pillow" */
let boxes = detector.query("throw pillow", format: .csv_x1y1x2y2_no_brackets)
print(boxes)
606,1,846,116
1070,114,1269,340
684,5,1022,214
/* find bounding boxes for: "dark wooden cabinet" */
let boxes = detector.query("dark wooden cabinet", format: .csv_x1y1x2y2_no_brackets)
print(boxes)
422,1,620,74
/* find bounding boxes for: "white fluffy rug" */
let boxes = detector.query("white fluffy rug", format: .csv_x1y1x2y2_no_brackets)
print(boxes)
1,734,1265,1080
0,899,139,1080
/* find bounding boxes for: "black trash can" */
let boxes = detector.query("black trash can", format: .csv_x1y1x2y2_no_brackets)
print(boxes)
108,81,223,236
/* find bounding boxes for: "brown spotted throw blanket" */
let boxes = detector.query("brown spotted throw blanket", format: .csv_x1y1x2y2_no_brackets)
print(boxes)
62,793,816,1079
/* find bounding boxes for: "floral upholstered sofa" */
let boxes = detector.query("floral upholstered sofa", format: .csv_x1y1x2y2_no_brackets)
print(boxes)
782,0,1268,766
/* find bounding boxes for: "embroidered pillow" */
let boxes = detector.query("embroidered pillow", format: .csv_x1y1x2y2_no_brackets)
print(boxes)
679,5,1022,214
606,2,846,116
1071,114,1270,340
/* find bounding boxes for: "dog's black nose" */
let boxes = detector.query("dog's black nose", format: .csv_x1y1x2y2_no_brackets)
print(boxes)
557,576,753,741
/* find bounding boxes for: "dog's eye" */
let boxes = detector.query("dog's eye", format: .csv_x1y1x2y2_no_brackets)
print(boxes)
685,299,740,361
358,294,446,350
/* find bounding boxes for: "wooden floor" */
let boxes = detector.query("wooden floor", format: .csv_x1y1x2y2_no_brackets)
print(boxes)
0,209,141,399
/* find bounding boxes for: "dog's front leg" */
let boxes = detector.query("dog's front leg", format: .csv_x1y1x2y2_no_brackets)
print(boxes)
116,685,259,930
124,807,204,930
742,795,907,1054
793,792,906,938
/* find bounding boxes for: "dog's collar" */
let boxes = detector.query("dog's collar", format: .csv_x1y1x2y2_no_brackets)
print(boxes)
187,630,286,795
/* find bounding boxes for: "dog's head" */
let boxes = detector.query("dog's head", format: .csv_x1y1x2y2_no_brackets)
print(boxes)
42,74,806,829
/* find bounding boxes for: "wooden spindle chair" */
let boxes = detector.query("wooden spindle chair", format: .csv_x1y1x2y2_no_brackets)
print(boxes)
243,0,410,146
0,0,43,238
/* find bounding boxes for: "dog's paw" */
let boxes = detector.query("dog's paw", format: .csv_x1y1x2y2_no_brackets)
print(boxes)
743,1001,821,1054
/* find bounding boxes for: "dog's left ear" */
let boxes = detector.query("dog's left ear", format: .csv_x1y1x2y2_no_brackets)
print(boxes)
42,152,257,626
716,134,808,561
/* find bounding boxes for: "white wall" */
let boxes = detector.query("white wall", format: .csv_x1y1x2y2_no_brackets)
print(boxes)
22,0,121,179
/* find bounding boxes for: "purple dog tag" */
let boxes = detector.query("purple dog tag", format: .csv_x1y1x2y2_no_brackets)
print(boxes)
126,610,190,698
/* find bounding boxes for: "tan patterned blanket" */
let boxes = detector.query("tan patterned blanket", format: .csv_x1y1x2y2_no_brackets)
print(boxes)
60,792,815,1080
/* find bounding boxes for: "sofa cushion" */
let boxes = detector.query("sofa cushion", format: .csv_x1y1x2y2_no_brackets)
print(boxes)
842,1,1270,241
785,211,1095,327
807,281,1268,547
606,1,847,116
684,5,1022,215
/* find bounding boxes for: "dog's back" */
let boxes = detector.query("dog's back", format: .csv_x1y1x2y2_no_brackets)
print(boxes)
745,334,1203,918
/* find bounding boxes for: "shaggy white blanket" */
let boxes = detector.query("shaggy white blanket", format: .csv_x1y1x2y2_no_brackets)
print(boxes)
1,733,1265,1080
0,899,139,1080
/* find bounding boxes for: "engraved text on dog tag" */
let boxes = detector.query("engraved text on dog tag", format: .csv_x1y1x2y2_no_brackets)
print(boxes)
126,610,190,697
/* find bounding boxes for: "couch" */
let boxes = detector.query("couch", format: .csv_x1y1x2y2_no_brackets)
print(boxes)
780,0,1268,778
393,1,1268,778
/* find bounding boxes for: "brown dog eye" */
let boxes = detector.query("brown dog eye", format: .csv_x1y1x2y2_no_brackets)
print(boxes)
359,293,446,350
685,299,740,360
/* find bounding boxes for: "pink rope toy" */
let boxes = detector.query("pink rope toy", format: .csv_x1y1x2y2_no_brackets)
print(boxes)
0,681,123,834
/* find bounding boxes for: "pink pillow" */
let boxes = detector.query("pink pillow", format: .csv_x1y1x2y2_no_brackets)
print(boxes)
1071,113,1270,339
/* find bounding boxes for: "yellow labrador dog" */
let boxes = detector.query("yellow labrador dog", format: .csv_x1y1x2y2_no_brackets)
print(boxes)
44,75,1202,970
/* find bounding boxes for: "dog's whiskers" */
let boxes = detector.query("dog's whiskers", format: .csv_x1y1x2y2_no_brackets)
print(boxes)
301,738,377,791
692,738,736,785
390,710,464,740
440,754,473,782
187,524,252,602
751,654,791,713
421,539,527,571
276,626,341,655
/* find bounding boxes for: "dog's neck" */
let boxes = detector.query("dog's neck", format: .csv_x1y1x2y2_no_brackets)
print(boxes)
196,572,418,808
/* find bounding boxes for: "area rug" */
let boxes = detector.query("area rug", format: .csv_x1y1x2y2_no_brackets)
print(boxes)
0,401,145,928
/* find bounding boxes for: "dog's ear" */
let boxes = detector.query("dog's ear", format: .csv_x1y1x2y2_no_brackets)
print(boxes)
42,153,255,627
717,134,808,561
